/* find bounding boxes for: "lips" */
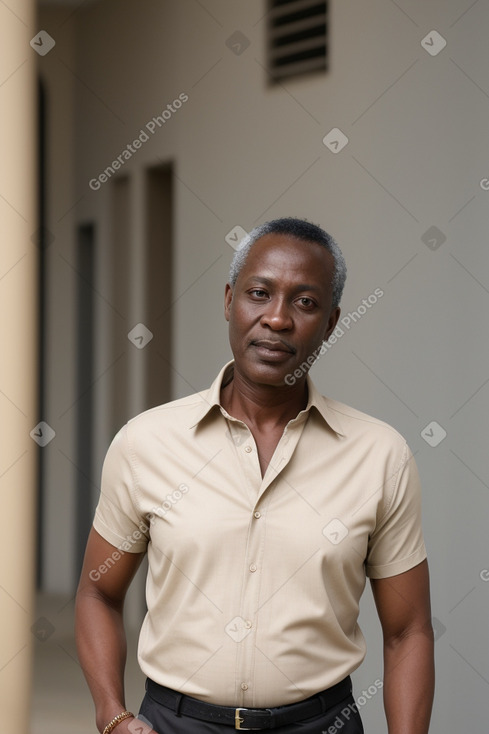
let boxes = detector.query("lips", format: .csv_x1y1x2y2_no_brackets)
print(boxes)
251,339,296,354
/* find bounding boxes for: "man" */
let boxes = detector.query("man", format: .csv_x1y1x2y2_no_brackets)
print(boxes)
76,218,434,734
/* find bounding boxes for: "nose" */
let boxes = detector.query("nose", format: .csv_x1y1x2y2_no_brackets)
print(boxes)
260,297,293,331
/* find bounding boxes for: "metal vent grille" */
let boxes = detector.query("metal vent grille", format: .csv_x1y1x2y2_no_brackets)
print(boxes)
267,0,328,82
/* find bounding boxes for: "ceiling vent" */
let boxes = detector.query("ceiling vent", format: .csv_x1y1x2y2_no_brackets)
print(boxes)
267,0,328,82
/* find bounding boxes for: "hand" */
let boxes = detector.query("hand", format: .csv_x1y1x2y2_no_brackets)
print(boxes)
115,717,157,734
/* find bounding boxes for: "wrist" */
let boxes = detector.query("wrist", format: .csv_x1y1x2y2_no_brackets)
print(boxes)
96,704,133,734
100,710,134,734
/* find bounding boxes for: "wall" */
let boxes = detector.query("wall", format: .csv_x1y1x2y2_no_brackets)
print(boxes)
39,1,489,731
36,5,78,592
0,0,38,728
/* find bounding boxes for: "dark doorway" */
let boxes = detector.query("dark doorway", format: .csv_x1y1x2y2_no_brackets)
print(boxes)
75,223,96,580
145,163,173,409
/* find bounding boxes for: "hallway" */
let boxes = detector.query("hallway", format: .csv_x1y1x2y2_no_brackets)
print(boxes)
31,593,145,734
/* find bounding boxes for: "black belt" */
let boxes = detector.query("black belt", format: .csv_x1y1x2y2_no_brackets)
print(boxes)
146,676,352,730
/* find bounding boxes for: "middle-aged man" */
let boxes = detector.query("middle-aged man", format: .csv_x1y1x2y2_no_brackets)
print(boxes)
76,218,434,734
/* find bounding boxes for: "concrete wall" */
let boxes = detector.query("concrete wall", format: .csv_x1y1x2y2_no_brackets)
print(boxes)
39,0,489,731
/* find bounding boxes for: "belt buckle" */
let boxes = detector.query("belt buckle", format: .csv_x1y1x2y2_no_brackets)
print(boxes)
235,708,247,730
235,707,261,730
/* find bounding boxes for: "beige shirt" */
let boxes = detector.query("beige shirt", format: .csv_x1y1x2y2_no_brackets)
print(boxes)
93,361,426,707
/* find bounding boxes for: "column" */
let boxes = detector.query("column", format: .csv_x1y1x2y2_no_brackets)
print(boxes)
0,0,37,730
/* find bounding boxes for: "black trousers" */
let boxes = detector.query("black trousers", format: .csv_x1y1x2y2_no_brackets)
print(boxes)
138,683,364,734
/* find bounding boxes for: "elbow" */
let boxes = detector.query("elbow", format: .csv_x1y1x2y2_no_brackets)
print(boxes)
384,618,435,650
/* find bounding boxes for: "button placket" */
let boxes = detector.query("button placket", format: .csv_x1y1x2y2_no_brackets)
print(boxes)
235,418,310,698
236,495,268,704
224,415,263,507
225,414,309,704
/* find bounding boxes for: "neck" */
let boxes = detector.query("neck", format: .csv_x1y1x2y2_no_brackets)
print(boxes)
220,365,308,431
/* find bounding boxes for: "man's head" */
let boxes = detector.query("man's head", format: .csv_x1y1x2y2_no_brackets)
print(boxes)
229,218,347,310
224,218,346,387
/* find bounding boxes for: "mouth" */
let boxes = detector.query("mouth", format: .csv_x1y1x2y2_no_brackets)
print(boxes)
250,339,296,361
251,339,295,353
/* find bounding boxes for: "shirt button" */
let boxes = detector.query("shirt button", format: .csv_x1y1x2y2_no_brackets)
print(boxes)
249,563,257,572
244,445,252,453
244,620,252,629
253,511,261,519
241,683,248,691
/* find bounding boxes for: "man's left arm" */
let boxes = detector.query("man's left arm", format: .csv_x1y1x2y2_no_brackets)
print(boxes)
370,559,435,734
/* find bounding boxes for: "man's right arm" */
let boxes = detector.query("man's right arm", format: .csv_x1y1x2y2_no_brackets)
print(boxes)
75,527,147,733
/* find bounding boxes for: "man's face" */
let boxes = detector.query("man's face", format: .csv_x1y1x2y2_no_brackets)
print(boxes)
224,233,341,387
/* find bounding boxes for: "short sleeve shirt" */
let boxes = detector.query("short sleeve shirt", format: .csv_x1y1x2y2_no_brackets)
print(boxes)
93,361,427,707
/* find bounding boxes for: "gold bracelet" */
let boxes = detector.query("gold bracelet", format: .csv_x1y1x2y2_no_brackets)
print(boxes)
102,710,134,734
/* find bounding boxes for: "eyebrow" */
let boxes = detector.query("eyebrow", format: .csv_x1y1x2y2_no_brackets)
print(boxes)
244,276,323,293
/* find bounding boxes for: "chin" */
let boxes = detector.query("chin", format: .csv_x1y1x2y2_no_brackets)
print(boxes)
241,359,292,388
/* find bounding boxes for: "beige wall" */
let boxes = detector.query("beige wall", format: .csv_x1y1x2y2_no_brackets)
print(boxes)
0,0,38,728
39,1,489,731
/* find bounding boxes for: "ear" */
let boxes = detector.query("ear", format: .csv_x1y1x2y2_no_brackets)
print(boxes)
322,307,341,342
224,283,233,322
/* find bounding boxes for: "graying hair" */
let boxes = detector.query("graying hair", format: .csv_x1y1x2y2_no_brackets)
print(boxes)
228,217,347,309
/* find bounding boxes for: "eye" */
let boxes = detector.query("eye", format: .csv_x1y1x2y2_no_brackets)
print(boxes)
249,289,268,298
297,297,316,309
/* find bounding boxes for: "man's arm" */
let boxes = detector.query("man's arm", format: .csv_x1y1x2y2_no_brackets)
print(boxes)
75,527,149,733
370,559,435,734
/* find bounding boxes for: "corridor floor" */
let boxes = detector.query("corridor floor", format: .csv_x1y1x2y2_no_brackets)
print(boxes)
31,593,145,734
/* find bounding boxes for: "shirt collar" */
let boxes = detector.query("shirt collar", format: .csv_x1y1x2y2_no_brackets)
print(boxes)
305,372,345,436
189,361,345,436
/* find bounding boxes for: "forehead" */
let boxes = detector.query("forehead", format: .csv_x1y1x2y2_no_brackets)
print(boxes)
240,232,334,282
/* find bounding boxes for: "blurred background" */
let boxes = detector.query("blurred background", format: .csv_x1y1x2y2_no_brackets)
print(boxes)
1,0,488,731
